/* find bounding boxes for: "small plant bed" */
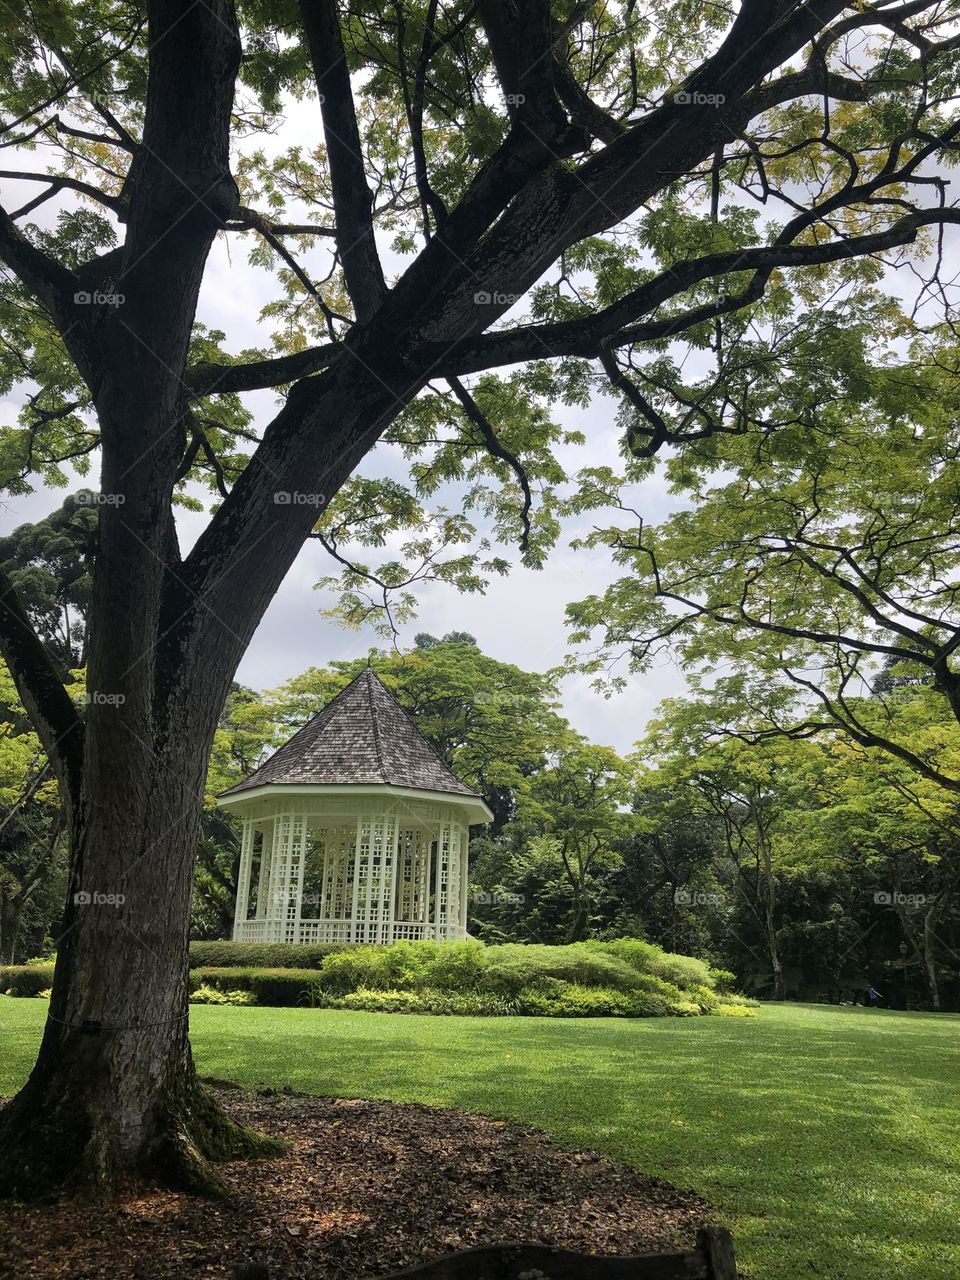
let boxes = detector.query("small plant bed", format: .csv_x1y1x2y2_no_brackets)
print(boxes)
0,1085,710,1280
0,938,756,1018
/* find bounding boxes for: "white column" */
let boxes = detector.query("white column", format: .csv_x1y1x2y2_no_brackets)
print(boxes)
385,815,399,943
437,822,451,940
350,816,366,942
424,834,435,940
458,825,470,940
232,818,254,939
288,814,307,943
265,814,289,943
254,821,272,920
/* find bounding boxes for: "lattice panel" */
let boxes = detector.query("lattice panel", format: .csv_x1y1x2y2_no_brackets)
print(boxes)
232,820,254,938
254,821,273,920
353,818,371,942
232,807,473,944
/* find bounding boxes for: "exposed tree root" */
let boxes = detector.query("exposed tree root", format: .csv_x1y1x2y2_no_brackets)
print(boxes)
0,1075,284,1203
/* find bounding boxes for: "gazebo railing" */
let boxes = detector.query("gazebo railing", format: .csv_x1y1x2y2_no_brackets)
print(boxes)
233,917,451,945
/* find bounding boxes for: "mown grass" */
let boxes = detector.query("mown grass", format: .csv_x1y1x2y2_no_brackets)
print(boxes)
1,998,957,1280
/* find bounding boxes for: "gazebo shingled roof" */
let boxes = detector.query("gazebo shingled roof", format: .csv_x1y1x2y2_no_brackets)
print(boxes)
219,666,478,799
218,669,489,946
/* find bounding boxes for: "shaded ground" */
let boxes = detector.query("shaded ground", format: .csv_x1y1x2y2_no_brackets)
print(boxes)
0,1086,708,1280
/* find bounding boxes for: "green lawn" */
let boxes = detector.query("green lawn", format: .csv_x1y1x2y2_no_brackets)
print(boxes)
1,999,958,1280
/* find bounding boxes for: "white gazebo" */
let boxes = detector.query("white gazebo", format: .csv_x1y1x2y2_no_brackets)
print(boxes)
218,668,492,945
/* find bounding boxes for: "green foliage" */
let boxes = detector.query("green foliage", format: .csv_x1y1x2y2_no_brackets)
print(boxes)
188,938,748,1017
189,966,327,1007
337,987,519,1017
188,940,351,970
189,984,255,1006
591,938,713,989
480,942,648,996
0,964,54,996
709,968,738,993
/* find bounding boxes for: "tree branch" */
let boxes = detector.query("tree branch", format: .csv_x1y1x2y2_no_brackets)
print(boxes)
0,566,82,813
298,0,387,321
448,375,533,552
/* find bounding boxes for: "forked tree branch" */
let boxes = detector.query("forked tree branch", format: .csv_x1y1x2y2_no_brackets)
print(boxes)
298,0,387,322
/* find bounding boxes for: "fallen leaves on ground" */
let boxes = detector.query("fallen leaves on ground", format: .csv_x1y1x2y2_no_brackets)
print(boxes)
0,1087,709,1279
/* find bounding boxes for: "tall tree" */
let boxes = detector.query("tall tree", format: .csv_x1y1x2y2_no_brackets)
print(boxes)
522,739,635,940
568,335,960,791
0,660,67,962
638,699,824,998
0,496,96,673
1,0,959,1197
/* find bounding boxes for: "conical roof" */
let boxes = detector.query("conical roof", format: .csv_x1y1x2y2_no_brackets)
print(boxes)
219,667,479,798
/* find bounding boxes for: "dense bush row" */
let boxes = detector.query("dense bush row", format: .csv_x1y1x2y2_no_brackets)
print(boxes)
2,940,755,1018
188,940,352,969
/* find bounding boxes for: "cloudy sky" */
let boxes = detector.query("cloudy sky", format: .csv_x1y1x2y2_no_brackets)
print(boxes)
0,148,690,756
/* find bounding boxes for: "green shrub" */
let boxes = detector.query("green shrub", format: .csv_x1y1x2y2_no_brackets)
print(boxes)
190,984,255,1005
336,986,519,1016
414,940,487,992
597,938,714,991
589,938,663,974
528,983,636,1017
688,983,721,1012
0,965,55,996
709,967,738,993
320,941,430,993
414,988,518,1016
480,943,645,996
648,950,713,989
190,966,327,1007
713,1001,756,1017
189,940,351,970
339,987,426,1013
718,991,759,1008
179,936,744,1019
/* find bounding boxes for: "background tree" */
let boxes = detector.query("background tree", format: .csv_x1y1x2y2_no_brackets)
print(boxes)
638,699,826,998
519,739,635,940
0,660,68,962
1,0,959,1197
0,496,95,674
790,726,960,1010
569,339,960,793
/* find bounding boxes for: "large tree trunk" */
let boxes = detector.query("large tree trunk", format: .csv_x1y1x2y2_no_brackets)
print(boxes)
0,717,278,1198
0,339,418,1198
0,322,282,1195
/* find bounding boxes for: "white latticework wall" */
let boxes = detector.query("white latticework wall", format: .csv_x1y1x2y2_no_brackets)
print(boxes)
232,798,470,944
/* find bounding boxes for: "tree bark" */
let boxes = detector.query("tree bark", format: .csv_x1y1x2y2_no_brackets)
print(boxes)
0,343,420,1197
0,702,279,1197
756,821,784,1000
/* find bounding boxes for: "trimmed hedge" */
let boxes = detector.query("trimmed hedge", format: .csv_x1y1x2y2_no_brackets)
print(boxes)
189,940,352,970
184,938,754,1017
1,964,55,997
189,966,328,1006
4,940,755,1020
